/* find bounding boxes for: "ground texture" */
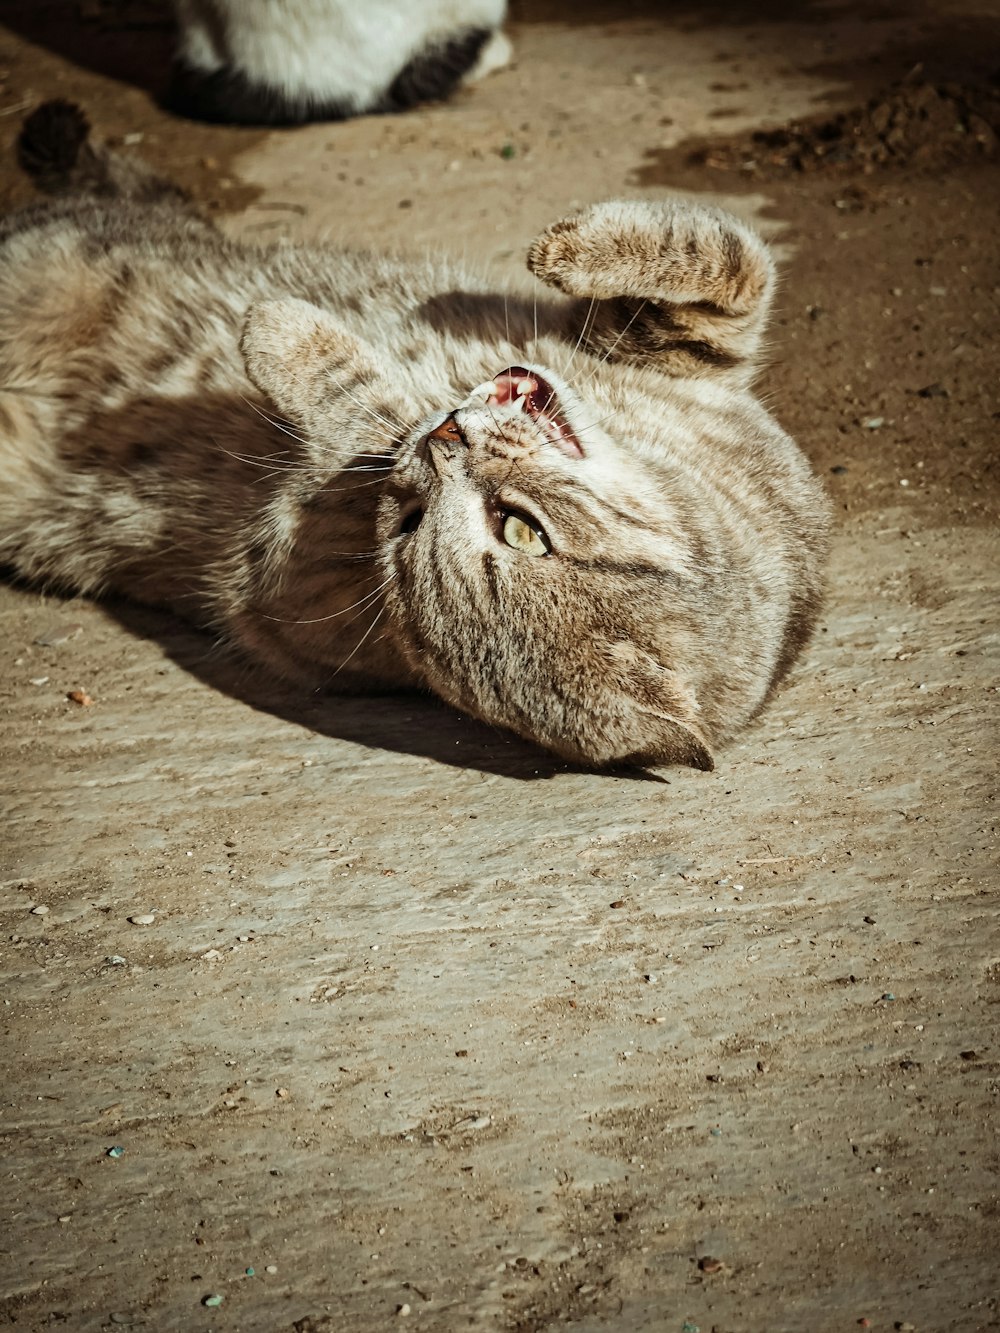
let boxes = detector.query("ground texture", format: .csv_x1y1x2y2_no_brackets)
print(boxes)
1,2,998,1330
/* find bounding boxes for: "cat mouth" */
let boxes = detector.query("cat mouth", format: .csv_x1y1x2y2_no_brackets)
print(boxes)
483,367,584,458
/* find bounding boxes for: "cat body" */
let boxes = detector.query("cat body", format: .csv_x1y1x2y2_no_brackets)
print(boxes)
0,104,831,768
168,0,511,124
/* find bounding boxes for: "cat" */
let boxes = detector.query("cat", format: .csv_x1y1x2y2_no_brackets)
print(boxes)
167,0,511,125
0,101,831,769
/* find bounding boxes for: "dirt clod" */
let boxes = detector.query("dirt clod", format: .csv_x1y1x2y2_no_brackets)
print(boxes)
684,79,1000,177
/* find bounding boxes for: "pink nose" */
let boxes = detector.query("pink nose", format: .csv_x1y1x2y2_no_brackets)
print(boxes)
426,415,464,444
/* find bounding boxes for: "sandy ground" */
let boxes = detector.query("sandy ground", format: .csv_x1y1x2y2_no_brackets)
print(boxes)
1,2,999,1331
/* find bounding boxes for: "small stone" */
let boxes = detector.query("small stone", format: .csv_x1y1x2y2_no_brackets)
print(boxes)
107,1146,125,1159
34,623,83,647
895,1323,916,1331
201,948,223,961
698,1255,723,1273
397,1304,411,1317
245,1266,255,1276
265,1264,278,1274
276,1087,290,1099
862,417,884,430
58,1214,71,1223
30,905,49,916
66,689,94,706
881,992,896,1001
29,676,49,685
106,955,127,966
609,899,626,909
129,913,155,926
202,1294,223,1307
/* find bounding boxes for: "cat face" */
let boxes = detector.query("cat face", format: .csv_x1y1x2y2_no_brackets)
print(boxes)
375,363,716,769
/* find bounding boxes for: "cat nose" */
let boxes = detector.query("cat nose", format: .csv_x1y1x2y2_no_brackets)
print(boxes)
426,415,466,446
424,414,467,477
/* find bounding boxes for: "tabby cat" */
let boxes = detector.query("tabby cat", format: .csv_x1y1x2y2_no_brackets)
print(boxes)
0,102,831,768
168,0,510,125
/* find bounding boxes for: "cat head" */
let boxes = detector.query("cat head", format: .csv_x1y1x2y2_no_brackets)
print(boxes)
242,298,716,770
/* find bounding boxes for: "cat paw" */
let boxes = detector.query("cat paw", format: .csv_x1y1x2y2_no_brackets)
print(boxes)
527,200,773,317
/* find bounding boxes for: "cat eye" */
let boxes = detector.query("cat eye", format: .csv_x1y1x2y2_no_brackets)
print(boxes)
501,510,550,557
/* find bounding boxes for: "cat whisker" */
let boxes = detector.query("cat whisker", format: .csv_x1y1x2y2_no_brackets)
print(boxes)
320,474,394,491
240,394,311,446
561,296,598,388
216,446,303,474
238,395,393,467
322,367,402,437
326,601,390,681
584,300,649,382
258,571,395,626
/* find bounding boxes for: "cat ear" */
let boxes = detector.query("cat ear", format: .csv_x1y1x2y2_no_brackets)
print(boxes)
606,643,715,771
240,298,387,434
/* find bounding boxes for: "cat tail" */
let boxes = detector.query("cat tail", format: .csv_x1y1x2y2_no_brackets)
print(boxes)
17,100,189,205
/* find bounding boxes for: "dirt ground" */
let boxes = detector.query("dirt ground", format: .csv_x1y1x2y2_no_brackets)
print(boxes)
1,2,999,1331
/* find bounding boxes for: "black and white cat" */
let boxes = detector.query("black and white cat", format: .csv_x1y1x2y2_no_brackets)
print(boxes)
168,0,511,125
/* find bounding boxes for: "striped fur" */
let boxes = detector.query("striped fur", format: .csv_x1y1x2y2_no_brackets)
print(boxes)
0,104,831,767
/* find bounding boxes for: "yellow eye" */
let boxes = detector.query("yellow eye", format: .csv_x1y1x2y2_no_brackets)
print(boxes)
502,511,550,556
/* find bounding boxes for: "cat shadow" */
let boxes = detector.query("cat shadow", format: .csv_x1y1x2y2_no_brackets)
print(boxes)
108,600,668,783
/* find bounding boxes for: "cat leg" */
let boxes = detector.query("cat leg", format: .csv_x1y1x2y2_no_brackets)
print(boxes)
527,200,776,381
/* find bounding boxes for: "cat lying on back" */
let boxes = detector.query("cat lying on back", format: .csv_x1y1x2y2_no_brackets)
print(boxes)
168,0,510,124
0,102,831,769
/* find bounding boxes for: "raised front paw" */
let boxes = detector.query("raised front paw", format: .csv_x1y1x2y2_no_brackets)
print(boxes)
527,199,774,318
